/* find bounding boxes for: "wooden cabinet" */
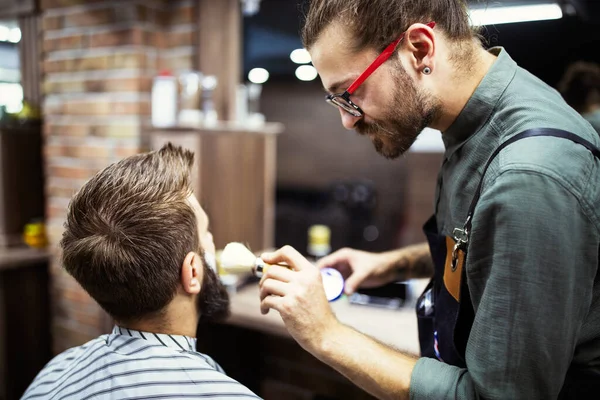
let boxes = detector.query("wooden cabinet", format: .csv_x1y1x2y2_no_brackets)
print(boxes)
197,324,377,400
0,248,51,400
0,126,44,247
151,123,283,252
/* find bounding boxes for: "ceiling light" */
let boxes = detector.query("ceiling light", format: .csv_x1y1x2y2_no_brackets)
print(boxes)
295,65,318,81
248,68,269,84
290,49,311,64
468,3,563,26
8,28,21,43
241,0,261,16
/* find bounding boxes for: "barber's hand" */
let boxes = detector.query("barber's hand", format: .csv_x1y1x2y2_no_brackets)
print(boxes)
259,246,340,354
316,248,403,295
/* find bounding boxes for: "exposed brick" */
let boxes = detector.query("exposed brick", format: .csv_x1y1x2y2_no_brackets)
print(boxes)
87,76,148,92
140,76,152,92
44,79,86,94
143,30,159,47
51,99,149,116
52,322,97,353
169,5,195,25
98,124,140,138
42,0,198,354
46,224,67,247
76,55,110,71
46,184,77,198
168,29,195,48
70,307,107,331
114,145,140,158
40,0,104,11
43,59,60,74
64,99,111,115
45,122,140,138
44,99,64,115
61,287,93,304
89,27,144,48
144,53,159,71
48,264,69,285
43,34,84,52
45,123,89,137
45,55,111,73
112,101,151,115
111,52,145,69
159,53,194,72
156,7,171,27
155,31,167,50
46,203,68,220
62,8,113,28
43,15,63,31
48,165,95,180
44,77,151,94
45,53,150,73
45,143,112,159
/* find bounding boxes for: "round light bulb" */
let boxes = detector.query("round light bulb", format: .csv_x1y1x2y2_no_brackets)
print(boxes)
248,68,270,84
290,49,311,64
295,65,318,82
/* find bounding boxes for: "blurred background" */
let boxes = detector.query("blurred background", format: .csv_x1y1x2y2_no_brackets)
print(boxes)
0,0,599,399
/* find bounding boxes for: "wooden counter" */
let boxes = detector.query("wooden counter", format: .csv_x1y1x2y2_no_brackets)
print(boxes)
225,280,425,356
0,246,49,271
198,279,427,399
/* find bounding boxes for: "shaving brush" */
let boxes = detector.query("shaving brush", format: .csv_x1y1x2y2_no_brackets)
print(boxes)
219,242,290,277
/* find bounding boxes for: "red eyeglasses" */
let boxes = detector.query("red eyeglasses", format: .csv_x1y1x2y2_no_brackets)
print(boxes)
326,21,436,117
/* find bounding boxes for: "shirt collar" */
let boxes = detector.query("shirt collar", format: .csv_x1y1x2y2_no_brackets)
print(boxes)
111,325,197,352
442,47,517,156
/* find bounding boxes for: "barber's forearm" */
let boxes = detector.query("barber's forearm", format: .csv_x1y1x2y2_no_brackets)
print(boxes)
316,323,417,400
383,242,433,280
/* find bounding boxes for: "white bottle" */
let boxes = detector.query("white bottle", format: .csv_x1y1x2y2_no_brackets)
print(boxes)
201,75,218,126
151,70,178,128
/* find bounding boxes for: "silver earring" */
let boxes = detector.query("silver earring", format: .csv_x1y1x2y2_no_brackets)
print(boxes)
422,66,432,75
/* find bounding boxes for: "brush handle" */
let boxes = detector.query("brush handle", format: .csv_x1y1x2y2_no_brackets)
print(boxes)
254,258,292,278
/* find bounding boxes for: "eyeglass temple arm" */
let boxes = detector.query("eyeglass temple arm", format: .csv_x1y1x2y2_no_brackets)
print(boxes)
346,21,436,95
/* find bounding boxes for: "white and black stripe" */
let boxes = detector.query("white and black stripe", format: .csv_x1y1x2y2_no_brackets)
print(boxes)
23,326,261,400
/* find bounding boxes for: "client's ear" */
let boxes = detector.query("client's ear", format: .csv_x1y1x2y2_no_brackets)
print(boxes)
181,252,203,295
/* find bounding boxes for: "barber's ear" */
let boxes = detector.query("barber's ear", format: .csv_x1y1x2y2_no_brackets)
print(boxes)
404,23,436,74
181,252,203,295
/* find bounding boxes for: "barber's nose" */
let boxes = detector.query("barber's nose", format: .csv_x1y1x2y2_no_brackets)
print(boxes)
340,109,361,130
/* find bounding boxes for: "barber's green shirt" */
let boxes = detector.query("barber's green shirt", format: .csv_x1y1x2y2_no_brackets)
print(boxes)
410,48,600,399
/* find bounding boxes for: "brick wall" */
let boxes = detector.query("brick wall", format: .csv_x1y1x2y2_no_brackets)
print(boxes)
41,0,198,353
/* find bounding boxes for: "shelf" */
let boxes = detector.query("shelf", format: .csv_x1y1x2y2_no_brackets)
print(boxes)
151,121,284,135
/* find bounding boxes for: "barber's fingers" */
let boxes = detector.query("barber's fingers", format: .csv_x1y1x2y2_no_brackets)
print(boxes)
259,278,288,300
343,270,369,295
261,245,311,272
260,292,284,315
259,264,294,285
315,247,353,269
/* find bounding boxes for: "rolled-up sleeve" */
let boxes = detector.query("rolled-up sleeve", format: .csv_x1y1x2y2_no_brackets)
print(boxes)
410,168,597,399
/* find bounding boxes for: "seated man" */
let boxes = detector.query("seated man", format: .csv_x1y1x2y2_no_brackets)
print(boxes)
23,144,260,399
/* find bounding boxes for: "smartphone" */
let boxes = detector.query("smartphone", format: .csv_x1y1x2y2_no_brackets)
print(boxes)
348,281,408,309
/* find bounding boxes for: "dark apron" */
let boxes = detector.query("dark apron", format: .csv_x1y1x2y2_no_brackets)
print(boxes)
416,128,600,395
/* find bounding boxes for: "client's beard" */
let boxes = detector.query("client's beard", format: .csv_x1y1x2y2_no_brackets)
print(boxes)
197,251,230,323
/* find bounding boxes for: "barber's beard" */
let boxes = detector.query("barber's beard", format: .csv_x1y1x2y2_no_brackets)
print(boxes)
356,66,440,159
197,251,230,323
